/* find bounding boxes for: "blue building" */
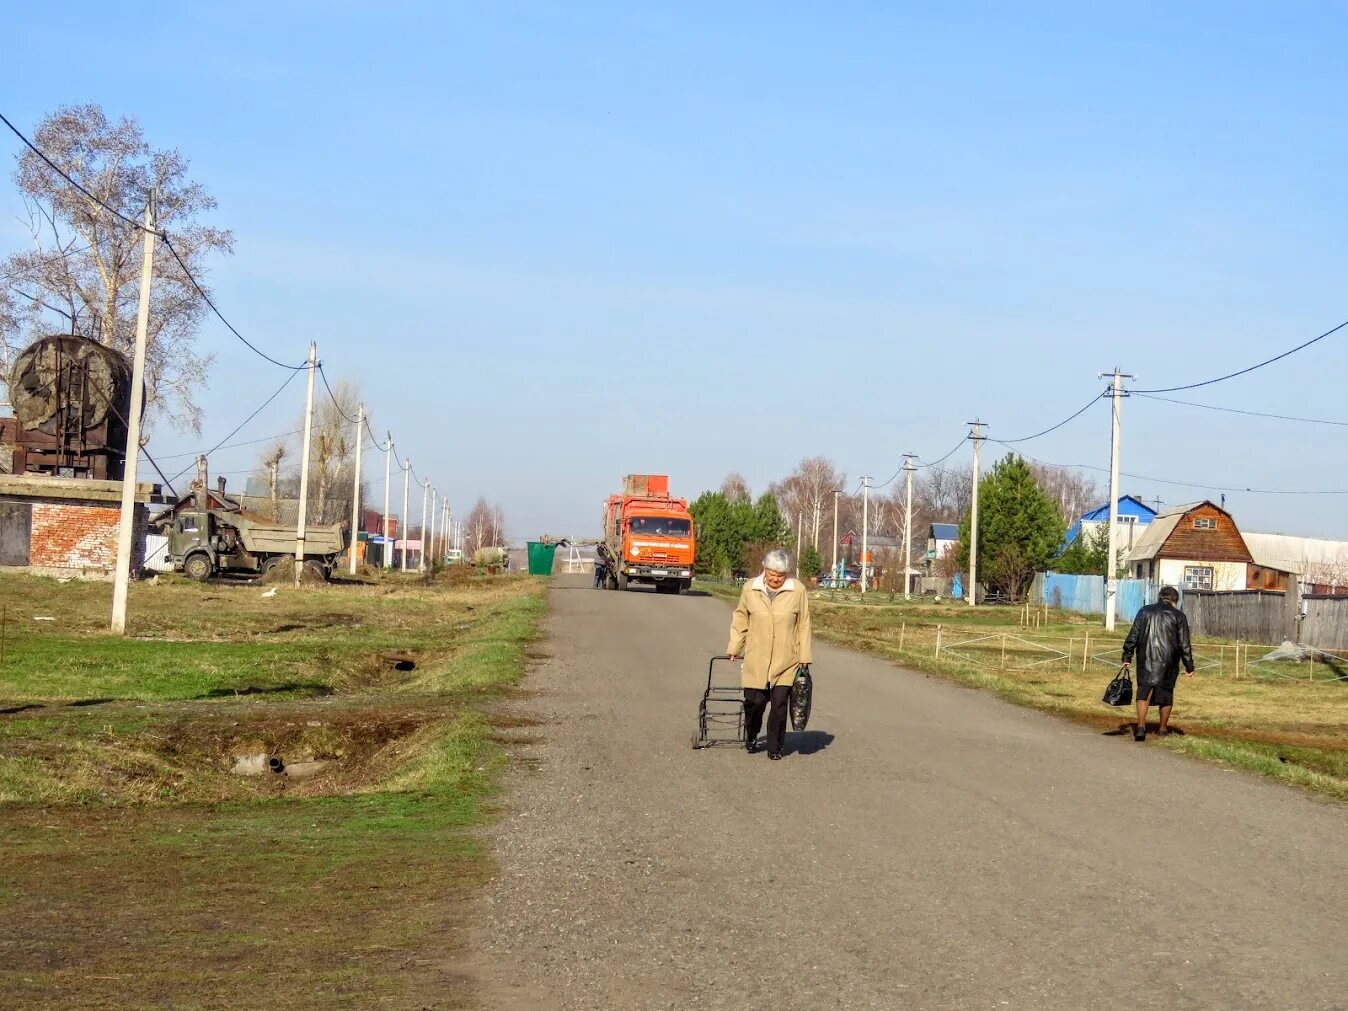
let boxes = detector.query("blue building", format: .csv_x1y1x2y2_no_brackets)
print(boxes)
1064,496,1157,551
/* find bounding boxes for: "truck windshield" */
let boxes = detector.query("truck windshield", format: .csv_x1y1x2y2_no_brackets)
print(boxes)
630,517,691,537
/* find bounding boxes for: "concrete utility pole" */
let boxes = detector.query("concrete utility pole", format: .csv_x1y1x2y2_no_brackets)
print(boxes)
831,489,840,585
1100,368,1135,630
860,475,873,593
427,486,436,571
967,420,984,607
903,453,917,600
400,457,411,572
382,434,393,569
795,513,803,576
111,191,157,635
420,478,430,572
293,341,317,586
348,404,363,575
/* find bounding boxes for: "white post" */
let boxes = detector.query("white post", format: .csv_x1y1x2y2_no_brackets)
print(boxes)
903,453,916,600
348,404,363,575
795,513,803,576
968,420,983,607
110,192,157,634
293,342,317,585
1100,369,1133,630
831,490,839,585
860,475,872,593
427,486,436,571
400,457,411,572
420,479,431,572
382,434,393,569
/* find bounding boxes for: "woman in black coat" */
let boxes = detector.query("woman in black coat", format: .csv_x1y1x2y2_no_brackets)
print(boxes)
1122,586,1195,740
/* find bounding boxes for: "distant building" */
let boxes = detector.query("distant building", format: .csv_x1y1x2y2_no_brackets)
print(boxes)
1242,532,1348,595
1126,501,1253,591
0,473,157,579
1065,496,1157,553
926,522,958,576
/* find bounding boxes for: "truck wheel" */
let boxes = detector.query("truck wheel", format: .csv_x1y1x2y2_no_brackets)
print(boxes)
606,572,618,591
679,579,692,595
184,553,212,581
617,572,629,592
303,559,327,581
260,555,281,575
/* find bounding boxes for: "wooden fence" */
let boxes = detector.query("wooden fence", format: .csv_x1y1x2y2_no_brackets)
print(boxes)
1180,590,1295,644
1303,595,1348,651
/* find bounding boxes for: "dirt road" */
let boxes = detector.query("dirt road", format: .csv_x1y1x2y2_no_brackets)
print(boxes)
476,575,1347,1009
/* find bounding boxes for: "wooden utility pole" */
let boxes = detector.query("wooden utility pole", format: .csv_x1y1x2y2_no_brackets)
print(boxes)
903,453,917,600
967,420,984,607
348,404,364,575
111,191,157,634
382,434,393,569
1099,368,1134,631
293,342,317,585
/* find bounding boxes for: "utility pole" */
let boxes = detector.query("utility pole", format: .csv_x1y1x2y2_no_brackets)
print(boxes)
1100,368,1134,630
382,434,393,569
400,457,411,572
967,420,984,607
860,475,872,593
293,341,317,586
427,486,436,572
903,453,917,600
420,478,430,572
795,513,803,576
348,404,363,575
831,490,840,585
110,191,157,635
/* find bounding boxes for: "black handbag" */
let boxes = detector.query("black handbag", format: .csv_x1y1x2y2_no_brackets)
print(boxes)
1102,665,1133,707
790,664,813,731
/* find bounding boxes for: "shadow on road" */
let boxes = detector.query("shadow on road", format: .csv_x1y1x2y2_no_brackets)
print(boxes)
1102,722,1187,736
786,730,835,755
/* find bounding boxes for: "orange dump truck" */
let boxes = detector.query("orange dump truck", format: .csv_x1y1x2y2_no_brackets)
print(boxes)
600,474,696,594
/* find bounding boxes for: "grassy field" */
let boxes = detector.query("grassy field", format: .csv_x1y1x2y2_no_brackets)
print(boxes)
700,582,1348,801
0,569,545,1008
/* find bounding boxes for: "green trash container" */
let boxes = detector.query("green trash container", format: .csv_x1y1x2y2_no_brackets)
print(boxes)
526,541,560,576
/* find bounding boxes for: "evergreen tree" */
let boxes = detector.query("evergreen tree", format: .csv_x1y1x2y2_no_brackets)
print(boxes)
956,454,1066,596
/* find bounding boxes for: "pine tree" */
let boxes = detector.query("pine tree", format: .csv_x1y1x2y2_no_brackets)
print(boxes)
956,454,1066,596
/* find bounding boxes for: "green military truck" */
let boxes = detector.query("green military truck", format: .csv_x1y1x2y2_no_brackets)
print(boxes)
165,507,347,581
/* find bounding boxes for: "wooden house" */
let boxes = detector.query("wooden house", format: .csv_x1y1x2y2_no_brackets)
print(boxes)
1125,501,1257,592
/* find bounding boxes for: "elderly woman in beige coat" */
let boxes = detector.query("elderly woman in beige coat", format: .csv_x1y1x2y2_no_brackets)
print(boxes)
726,549,813,760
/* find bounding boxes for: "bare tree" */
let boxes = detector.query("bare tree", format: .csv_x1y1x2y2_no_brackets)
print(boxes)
770,456,846,550
1,104,233,432
307,378,360,524
719,472,751,502
464,497,494,557
1029,463,1103,524
258,440,288,520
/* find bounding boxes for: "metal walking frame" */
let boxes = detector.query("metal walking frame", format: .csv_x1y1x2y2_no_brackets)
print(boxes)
690,654,744,749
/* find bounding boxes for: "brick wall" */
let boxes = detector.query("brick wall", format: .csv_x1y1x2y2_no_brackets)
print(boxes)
15,497,146,578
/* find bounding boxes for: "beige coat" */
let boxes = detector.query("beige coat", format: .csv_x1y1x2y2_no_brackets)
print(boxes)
726,574,813,690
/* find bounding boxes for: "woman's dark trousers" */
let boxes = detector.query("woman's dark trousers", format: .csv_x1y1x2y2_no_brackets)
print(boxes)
744,685,791,754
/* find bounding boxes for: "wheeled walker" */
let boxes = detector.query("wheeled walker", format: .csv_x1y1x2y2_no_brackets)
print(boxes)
690,655,744,749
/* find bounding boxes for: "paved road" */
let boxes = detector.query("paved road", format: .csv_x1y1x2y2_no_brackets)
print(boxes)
475,575,1347,1009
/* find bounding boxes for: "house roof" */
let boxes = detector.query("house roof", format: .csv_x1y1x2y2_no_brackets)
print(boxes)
1077,495,1158,523
930,523,958,541
1243,532,1348,577
1124,502,1207,563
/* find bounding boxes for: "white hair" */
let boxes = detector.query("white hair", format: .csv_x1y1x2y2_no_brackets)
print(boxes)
762,549,792,574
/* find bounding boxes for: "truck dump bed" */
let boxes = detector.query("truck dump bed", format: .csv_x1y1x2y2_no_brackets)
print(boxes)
234,517,345,556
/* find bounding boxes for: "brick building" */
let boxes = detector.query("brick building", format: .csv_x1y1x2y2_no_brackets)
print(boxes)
0,474,156,579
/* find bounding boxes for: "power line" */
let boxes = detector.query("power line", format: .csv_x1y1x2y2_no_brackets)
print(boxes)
997,389,1106,443
1134,317,1348,394
1134,391,1348,428
167,369,302,485
991,440,1348,496
160,235,306,371
316,363,359,424
915,435,968,470
153,428,304,462
0,111,157,234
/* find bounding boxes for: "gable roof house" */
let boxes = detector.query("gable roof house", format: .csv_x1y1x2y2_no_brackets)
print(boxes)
925,522,959,575
1126,501,1257,592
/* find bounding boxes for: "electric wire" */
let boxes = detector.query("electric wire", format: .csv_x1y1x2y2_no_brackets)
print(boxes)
316,363,360,424
166,369,301,485
1134,318,1348,394
0,111,157,234
1134,392,1348,428
991,440,1348,496
915,435,969,470
160,235,307,371
997,389,1106,443
154,429,305,462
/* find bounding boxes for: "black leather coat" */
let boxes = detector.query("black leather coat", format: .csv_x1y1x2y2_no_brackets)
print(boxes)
1122,601,1195,689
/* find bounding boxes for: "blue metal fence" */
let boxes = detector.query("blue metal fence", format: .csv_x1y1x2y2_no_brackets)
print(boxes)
1030,572,1156,623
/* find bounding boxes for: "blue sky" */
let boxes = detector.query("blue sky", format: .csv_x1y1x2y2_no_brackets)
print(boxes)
3,2,1346,539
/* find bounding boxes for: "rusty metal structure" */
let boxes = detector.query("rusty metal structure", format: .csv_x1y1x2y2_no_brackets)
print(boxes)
1,334,133,480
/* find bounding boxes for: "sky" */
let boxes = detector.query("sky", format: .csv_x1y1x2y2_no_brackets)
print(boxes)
3,1,1347,541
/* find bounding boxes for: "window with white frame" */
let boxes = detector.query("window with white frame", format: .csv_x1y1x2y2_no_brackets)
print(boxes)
1193,517,1217,530
1183,565,1214,590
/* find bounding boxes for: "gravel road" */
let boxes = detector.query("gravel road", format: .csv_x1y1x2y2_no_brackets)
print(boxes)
473,575,1347,1009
